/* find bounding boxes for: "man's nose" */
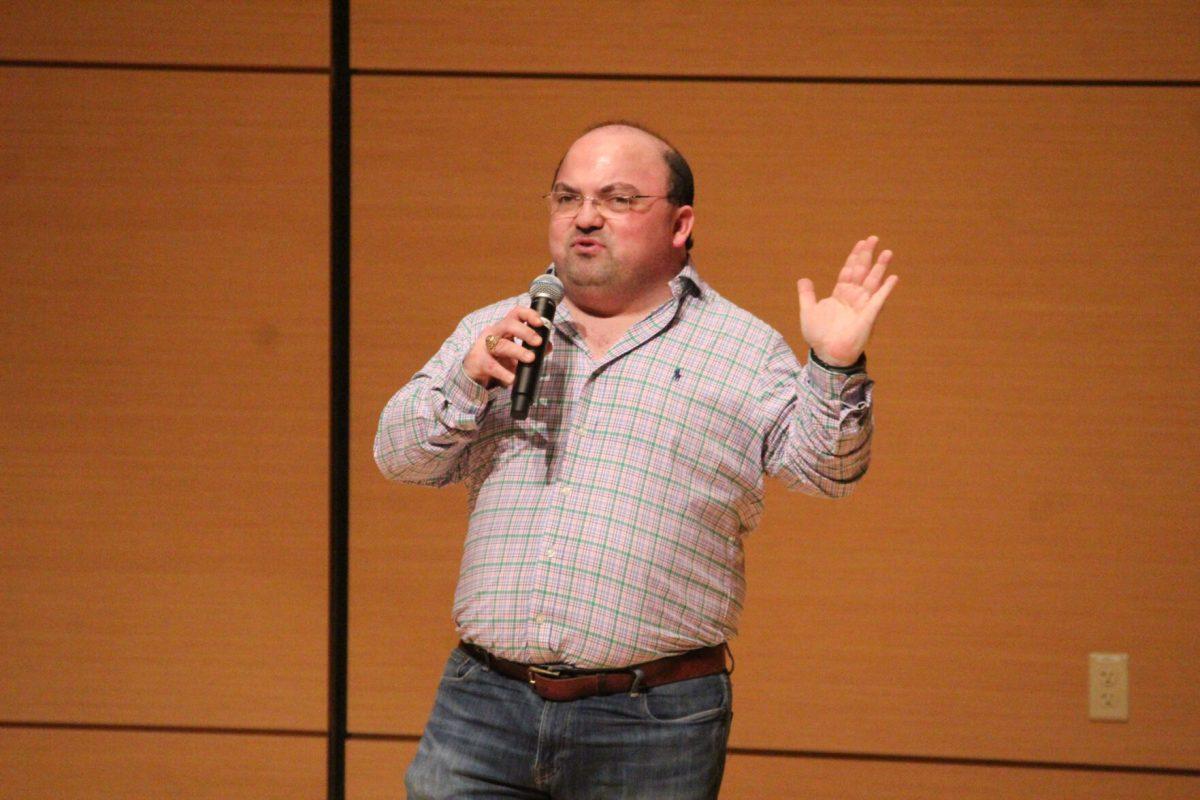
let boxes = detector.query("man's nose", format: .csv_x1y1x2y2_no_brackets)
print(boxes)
574,197,605,228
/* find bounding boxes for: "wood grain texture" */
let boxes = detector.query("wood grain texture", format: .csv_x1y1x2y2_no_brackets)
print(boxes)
0,728,326,799
347,738,420,800
351,1,1200,81
720,753,1200,799
349,75,1200,770
0,69,329,728
0,1,328,67
343,739,1199,799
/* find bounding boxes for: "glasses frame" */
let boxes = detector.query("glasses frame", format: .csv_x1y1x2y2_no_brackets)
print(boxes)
543,191,669,217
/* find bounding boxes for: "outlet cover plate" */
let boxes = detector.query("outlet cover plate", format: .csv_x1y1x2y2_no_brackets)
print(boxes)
1089,652,1129,722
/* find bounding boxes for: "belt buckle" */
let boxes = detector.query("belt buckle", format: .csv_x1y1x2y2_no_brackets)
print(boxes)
528,664,566,683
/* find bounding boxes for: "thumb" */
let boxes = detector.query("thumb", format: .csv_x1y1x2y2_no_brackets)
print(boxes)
797,278,816,320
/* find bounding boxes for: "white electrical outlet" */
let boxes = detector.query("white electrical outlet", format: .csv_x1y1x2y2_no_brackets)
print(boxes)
1089,652,1129,721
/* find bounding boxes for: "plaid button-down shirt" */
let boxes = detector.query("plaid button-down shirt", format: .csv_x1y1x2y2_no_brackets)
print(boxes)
375,264,874,668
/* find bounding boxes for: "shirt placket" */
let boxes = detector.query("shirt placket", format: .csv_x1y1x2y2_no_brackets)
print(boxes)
523,293,687,665
524,318,591,659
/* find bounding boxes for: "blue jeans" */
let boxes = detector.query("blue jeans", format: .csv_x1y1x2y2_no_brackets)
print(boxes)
405,646,733,799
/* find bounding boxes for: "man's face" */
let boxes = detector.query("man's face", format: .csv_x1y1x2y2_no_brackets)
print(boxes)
548,127,689,300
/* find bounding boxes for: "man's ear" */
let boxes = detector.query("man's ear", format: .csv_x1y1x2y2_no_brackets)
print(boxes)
671,205,694,250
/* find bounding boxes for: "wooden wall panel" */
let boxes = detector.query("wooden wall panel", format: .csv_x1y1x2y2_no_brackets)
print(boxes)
347,738,419,800
343,740,1199,799
0,1,328,67
0,728,326,799
349,75,1199,772
720,753,1200,799
351,1,1200,81
0,69,329,728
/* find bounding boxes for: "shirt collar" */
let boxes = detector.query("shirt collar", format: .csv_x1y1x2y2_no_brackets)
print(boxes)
544,260,708,301
670,261,707,300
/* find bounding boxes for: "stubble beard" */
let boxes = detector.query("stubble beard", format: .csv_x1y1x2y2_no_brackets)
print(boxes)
557,249,622,289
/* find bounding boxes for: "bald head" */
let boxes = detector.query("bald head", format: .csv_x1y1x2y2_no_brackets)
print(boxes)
546,121,696,312
552,121,695,249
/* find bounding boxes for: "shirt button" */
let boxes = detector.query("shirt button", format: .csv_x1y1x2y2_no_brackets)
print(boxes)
560,485,571,495
535,614,546,625
545,548,556,560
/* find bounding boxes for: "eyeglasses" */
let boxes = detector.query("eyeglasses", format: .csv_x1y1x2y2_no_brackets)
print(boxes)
543,191,668,217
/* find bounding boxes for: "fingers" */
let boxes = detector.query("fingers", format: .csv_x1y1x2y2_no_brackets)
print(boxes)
467,305,555,388
863,273,900,323
468,334,529,388
816,236,898,317
491,336,538,366
855,235,878,282
838,243,860,283
506,305,549,330
863,248,893,293
499,306,547,347
483,358,516,386
841,236,880,285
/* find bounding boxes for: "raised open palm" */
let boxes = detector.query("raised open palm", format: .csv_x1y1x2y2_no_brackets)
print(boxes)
798,235,899,366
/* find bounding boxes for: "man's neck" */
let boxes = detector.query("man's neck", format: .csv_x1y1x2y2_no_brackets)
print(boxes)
562,280,675,360
564,280,671,320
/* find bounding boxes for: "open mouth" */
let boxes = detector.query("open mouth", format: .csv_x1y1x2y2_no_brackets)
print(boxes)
571,238,604,253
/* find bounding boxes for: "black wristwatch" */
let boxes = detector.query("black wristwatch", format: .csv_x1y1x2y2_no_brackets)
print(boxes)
809,349,867,374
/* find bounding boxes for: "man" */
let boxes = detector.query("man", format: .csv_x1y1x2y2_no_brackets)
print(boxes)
375,121,898,799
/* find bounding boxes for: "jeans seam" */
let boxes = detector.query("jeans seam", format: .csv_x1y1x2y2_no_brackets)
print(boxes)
443,649,482,682
532,697,554,789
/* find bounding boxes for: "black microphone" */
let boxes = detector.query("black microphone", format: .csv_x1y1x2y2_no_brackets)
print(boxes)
511,274,564,420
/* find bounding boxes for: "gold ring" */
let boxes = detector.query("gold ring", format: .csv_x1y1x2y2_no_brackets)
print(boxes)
485,334,501,354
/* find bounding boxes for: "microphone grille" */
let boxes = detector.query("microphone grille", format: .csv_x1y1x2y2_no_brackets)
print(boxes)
529,273,565,304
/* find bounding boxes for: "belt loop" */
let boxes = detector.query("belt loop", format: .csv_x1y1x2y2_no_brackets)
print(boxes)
723,642,735,676
628,667,646,697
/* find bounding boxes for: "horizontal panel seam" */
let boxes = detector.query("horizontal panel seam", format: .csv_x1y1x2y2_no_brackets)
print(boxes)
351,67,1200,88
6,723,1194,775
0,59,328,75
0,720,325,738
729,746,1200,777
5,61,1194,86
343,731,1200,777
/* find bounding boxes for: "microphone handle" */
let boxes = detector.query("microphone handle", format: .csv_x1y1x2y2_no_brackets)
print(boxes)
510,295,556,419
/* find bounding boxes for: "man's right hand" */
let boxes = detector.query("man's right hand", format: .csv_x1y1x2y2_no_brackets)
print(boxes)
463,306,551,388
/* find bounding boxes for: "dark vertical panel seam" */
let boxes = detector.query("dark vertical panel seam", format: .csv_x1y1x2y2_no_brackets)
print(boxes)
328,1,351,799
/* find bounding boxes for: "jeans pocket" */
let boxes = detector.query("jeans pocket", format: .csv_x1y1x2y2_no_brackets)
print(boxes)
640,673,731,723
441,647,483,682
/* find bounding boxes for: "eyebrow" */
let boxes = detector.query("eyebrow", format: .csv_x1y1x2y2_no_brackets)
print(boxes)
552,181,642,195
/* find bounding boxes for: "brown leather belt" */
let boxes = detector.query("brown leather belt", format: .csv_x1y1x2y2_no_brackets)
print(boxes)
458,640,729,702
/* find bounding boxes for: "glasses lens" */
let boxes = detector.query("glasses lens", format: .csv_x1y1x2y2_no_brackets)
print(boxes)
547,192,582,215
602,195,636,214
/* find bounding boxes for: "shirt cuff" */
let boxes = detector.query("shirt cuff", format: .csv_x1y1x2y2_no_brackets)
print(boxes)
443,360,492,420
803,357,872,408
808,349,866,374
